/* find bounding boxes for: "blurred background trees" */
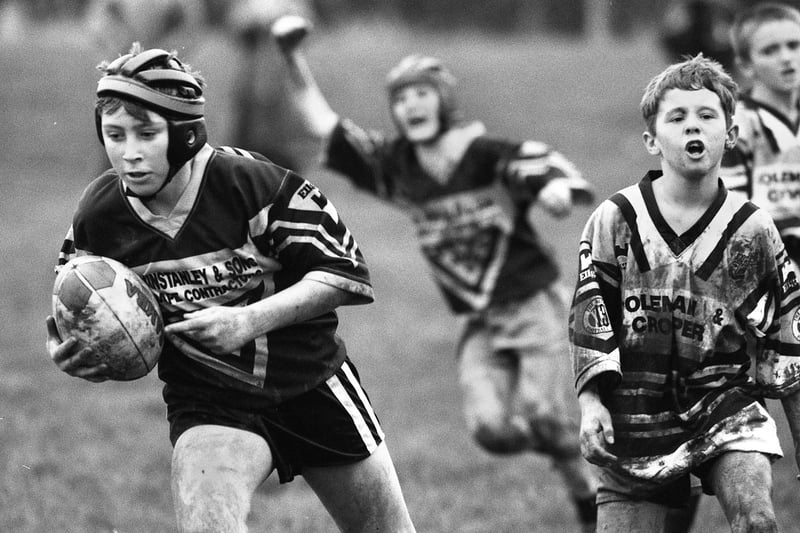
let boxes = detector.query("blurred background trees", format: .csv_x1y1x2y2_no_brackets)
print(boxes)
0,0,718,39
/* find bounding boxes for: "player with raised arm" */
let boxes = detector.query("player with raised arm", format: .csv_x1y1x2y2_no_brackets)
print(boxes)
570,54,800,532
272,15,599,532
45,42,416,533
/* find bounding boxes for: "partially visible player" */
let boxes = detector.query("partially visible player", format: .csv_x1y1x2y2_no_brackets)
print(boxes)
272,15,599,532
570,53,800,532
721,2,800,265
45,43,416,532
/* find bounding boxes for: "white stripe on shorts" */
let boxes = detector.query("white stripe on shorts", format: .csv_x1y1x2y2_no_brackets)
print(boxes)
326,361,383,452
341,361,385,442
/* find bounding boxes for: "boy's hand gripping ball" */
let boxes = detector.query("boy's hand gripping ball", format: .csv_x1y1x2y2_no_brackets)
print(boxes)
52,255,164,380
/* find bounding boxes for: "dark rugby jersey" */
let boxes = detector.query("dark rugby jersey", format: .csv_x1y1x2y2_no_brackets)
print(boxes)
59,144,373,408
325,118,592,314
569,170,800,484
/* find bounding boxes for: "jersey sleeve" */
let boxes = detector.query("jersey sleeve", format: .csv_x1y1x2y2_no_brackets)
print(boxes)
56,224,76,272
499,140,594,205
253,169,374,303
568,200,623,393
750,218,800,398
324,118,395,200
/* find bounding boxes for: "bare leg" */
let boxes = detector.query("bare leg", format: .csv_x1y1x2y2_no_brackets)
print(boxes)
171,425,273,533
303,442,416,533
598,500,669,533
459,331,531,453
709,451,777,533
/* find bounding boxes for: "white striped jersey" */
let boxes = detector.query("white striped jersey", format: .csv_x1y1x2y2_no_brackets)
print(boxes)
58,144,373,408
326,118,593,314
569,171,800,483
720,96,800,262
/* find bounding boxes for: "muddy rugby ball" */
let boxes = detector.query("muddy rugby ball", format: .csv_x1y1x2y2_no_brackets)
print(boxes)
52,255,163,380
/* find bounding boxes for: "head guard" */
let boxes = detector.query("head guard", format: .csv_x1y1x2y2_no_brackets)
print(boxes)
386,54,460,133
95,47,207,188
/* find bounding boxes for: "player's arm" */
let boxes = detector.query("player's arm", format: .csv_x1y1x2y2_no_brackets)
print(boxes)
502,141,594,217
164,277,353,356
570,204,624,465
272,15,338,141
750,228,800,475
577,378,617,466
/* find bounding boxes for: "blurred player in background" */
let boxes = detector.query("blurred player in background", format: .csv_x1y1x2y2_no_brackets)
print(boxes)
570,53,800,532
721,2,800,265
271,15,599,532
46,42,416,532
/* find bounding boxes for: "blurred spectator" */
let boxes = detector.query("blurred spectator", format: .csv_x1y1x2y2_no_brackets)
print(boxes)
660,0,738,72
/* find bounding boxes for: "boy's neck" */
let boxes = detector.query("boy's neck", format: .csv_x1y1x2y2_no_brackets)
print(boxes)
750,83,800,122
657,166,719,203
652,166,719,233
142,165,192,216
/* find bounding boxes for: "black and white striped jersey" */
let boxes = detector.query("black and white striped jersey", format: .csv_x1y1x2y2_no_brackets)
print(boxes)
569,170,800,483
59,144,373,408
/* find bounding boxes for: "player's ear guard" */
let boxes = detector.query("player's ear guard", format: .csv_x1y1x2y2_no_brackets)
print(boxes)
94,111,207,173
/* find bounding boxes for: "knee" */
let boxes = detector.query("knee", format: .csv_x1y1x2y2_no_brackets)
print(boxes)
528,414,581,459
731,509,777,533
472,421,529,454
173,476,252,533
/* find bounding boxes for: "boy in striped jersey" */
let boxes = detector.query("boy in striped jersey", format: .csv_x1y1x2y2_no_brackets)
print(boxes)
570,54,800,532
272,16,599,531
45,43,416,532
720,2,800,265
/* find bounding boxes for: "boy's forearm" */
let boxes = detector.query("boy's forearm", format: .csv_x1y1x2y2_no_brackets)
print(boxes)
244,277,352,337
578,379,603,410
282,48,338,139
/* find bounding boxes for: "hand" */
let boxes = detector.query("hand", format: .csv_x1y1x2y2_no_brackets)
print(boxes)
271,14,311,55
537,178,573,218
164,306,254,356
45,316,111,382
578,391,618,468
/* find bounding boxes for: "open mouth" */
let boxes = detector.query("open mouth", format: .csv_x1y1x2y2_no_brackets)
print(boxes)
407,117,427,126
685,140,705,157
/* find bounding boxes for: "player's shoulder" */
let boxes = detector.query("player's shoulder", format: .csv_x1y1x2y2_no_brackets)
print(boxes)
732,97,765,135
211,145,291,183
210,145,313,204
76,170,123,211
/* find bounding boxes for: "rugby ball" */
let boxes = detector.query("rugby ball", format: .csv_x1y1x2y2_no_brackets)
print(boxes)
52,255,164,381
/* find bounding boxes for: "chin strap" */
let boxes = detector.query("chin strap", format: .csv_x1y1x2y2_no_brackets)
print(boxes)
123,160,186,202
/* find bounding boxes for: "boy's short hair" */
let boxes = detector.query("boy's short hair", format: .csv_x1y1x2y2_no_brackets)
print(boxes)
730,2,800,63
640,54,738,135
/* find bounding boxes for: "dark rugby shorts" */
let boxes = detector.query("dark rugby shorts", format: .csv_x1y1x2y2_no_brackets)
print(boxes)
166,360,385,483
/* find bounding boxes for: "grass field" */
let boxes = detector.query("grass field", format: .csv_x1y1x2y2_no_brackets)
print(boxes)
2,17,798,533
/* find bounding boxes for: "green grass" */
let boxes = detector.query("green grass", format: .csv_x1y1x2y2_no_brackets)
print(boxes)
2,17,797,532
